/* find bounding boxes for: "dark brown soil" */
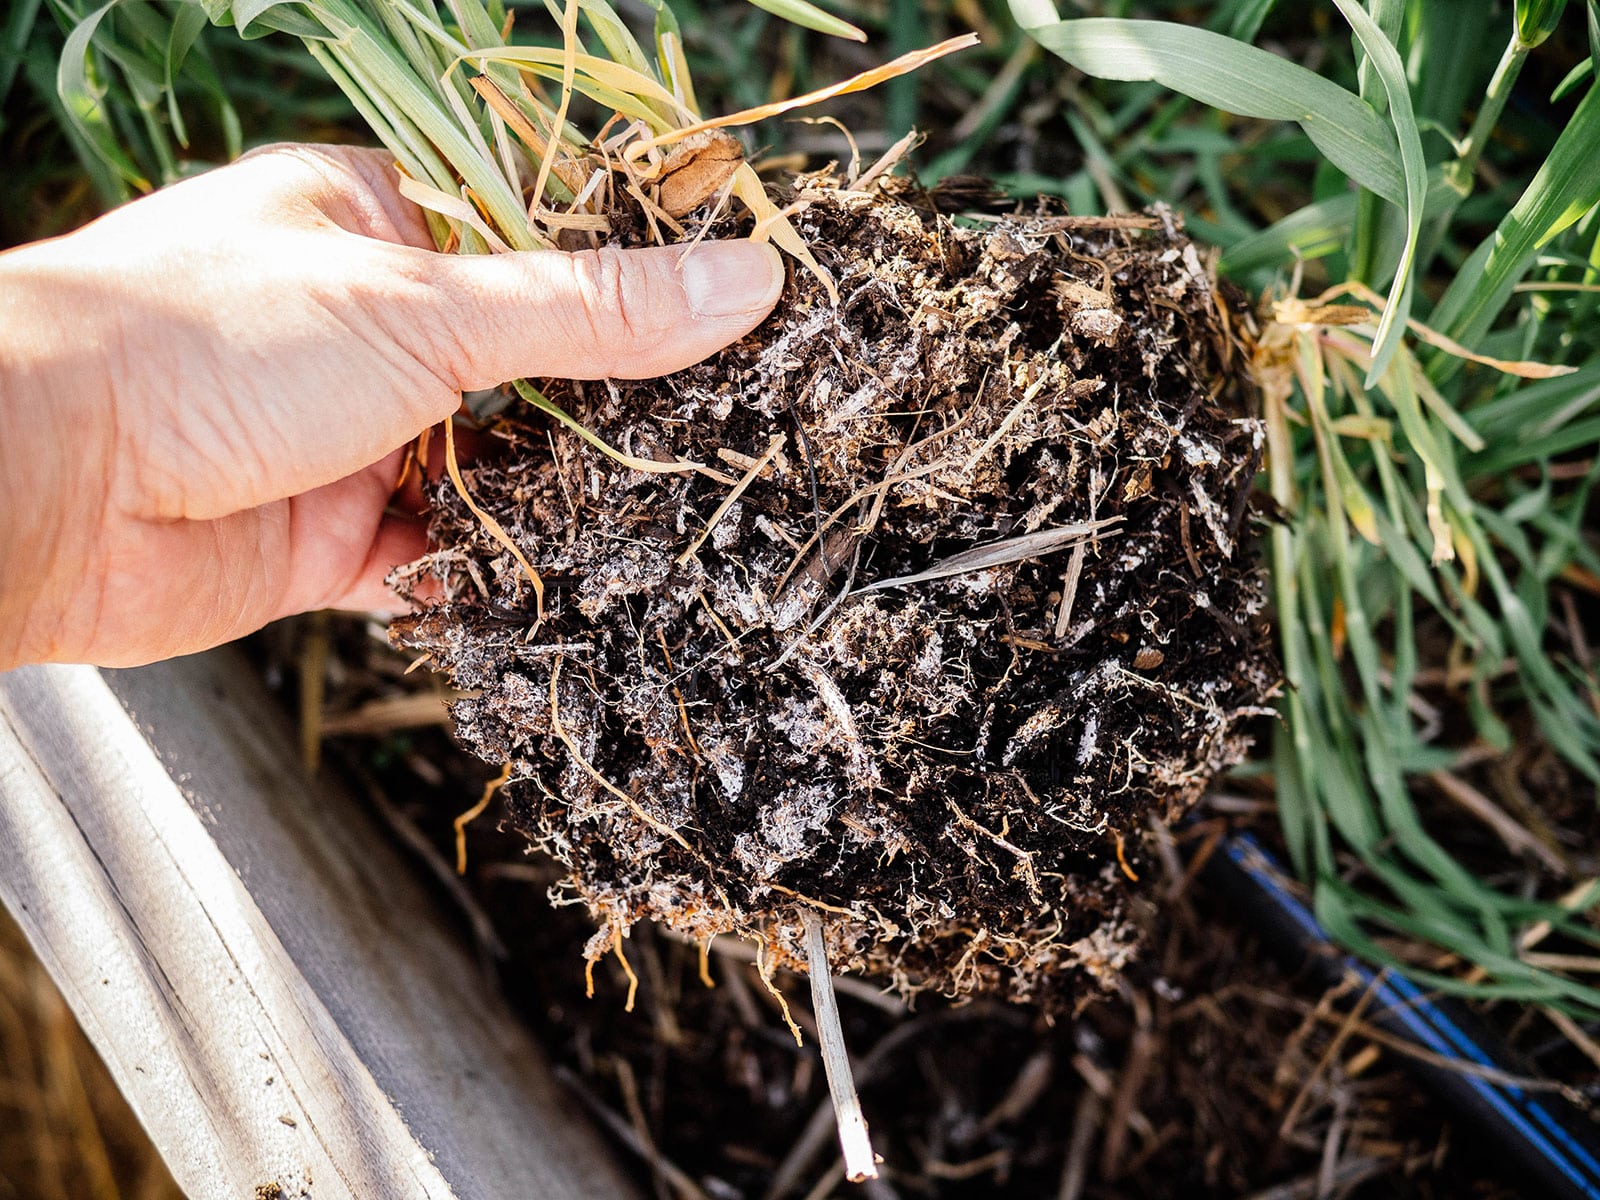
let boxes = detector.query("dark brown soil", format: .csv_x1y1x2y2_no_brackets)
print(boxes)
391,170,1276,1007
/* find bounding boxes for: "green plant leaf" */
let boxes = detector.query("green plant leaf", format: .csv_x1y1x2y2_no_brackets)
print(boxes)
213,0,329,41
1551,56,1593,103
1324,0,1427,385
1009,11,1406,207
1329,0,1425,384
1220,194,1355,275
1432,78,1600,351
1517,0,1569,48
1353,0,1405,103
1227,0,1278,43
57,0,151,190
740,0,865,42
161,2,209,145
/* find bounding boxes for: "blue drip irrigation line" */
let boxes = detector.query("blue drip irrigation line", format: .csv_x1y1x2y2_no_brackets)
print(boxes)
1222,832,1600,1200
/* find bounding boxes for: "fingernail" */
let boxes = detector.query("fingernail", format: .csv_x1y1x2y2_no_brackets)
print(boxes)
681,241,785,319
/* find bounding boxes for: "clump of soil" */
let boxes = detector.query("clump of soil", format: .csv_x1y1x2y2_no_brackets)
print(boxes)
392,168,1276,1008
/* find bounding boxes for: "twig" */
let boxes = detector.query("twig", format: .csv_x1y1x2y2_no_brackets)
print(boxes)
1317,1089,1352,1199
799,1161,846,1200
803,914,879,1182
1056,1085,1102,1200
346,758,507,963
1426,769,1567,875
613,1055,672,1200
1239,1155,1389,1200
853,129,919,192
1100,987,1154,1180
320,690,456,736
1053,541,1086,642
772,415,976,598
679,931,904,1014
555,1066,715,1200
298,610,329,772
766,1102,844,1200
968,1049,1053,1141
1541,1005,1600,1073
767,1008,1024,1200
962,376,1044,474
767,539,862,674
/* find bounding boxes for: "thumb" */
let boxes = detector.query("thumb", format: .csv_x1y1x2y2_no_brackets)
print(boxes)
397,238,786,390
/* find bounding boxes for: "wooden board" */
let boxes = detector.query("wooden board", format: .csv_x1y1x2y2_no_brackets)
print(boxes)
0,652,640,1200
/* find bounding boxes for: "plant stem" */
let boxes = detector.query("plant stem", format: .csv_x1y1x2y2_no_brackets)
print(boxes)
1449,34,1529,196
802,914,877,1182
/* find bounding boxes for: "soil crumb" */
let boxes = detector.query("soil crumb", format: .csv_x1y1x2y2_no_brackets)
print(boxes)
392,169,1276,1008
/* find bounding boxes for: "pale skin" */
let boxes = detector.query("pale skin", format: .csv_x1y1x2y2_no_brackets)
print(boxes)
0,144,785,671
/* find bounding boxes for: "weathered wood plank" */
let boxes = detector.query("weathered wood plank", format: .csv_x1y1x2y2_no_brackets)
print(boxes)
0,652,639,1200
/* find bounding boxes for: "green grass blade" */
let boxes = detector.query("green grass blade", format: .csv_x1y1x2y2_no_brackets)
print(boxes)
1226,0,1277,42
574,0,653,79
1432,78,1600,350
1411,0,1494,136
161,2,208,146
740,0,864,43
1517,0,1570,48
57,0,152,190
218,0,329,40
1552,55,1593,102
1009,11,1406,206
1330,0,1425,384
1352,0,1405,102
306,37,442,186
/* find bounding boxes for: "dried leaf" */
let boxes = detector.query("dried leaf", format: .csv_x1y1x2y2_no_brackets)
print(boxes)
396,174,513,253
1319,280,1578,378
625,33,980,167
469,74,588,196
856,516,1124,594
657,129,744,217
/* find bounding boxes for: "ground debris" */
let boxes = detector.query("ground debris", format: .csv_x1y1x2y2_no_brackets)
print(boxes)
392,170,1277,1007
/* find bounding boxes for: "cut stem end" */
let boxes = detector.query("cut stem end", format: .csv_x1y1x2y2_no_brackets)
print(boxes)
802,914,879,1182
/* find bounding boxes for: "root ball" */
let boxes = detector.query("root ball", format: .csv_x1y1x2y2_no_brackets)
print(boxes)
392,174,1277,1008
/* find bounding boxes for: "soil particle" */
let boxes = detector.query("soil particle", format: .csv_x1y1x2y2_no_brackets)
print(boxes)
391,170,1277,1008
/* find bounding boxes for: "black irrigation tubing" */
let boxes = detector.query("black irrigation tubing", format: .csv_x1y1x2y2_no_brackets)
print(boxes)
1205,831,1600,1200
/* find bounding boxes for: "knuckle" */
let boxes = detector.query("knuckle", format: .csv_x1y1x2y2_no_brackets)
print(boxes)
234,140,301,166
235,142,334,193
566,247,668,373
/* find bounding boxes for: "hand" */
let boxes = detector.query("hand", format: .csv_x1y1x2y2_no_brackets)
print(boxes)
0,144,783,670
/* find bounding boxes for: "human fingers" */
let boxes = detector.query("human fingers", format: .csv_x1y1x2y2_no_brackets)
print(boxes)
162,237,785,520
222,148,788,378
313,513,430,615
241,147,789,373
383,238,786,390
272,452,418,619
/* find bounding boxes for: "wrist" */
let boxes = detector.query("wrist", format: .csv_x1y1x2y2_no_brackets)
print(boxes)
0,239,116,669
